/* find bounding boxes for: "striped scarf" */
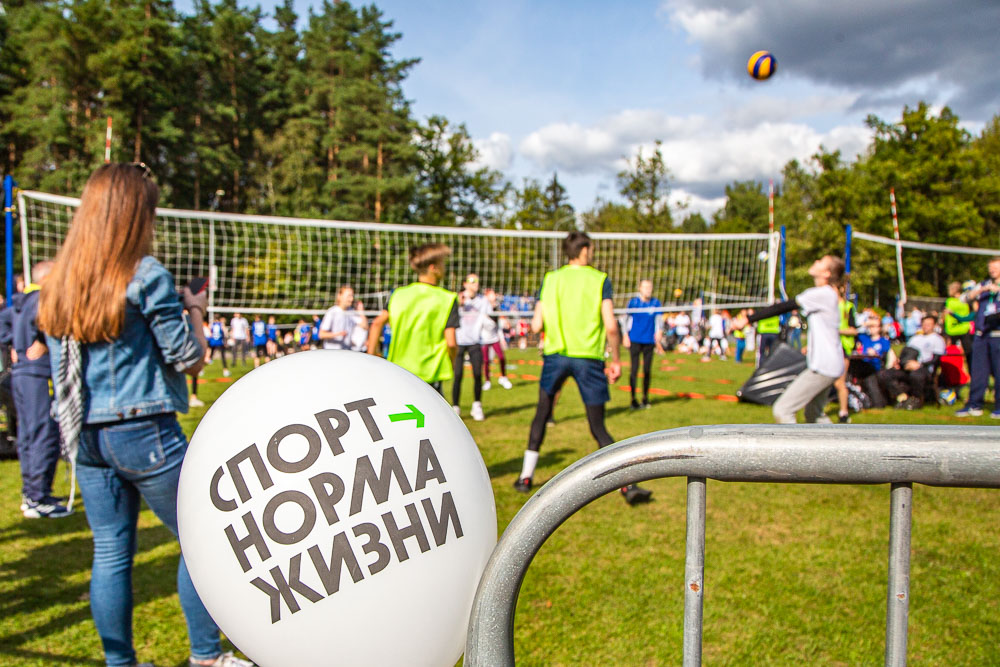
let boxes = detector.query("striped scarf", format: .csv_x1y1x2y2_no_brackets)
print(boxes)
55,336,84,463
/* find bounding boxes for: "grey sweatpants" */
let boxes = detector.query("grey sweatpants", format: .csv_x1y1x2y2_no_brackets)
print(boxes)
772,368,837,424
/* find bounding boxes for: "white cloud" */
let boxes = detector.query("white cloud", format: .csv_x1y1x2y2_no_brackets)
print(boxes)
670,189,728,221
470,132,513,171
662,0,1000,119
518,107,874,198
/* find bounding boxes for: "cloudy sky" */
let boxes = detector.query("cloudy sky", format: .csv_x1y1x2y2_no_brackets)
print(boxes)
179,0,1000,220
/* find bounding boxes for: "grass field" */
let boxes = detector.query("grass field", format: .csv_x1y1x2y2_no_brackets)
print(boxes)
2,348,999,666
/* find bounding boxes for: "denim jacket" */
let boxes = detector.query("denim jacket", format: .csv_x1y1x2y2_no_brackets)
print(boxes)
47,256,203,424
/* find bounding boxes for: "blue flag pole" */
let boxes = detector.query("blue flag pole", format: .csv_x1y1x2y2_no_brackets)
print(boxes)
4,174,15,304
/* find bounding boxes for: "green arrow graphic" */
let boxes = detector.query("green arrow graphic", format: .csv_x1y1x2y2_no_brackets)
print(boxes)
388,404,425,428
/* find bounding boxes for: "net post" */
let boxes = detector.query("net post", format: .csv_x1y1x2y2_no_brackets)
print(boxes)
208,220,216,316
779,225,787,301
17,188,29,283
885,482,912,667
683,476,706,666
3,175,14,302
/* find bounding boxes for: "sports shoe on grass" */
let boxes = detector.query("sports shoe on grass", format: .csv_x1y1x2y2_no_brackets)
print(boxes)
621,484,653,505
222,368,231,377
498,376,513,389
452,404,461,416
471,401,485,421
955,406,983,417
190,652,255,667
642,400,651,409
838,413,851,424
189,394,205,408
991,411,1000,419
482,381,492,391
630,399,641,410
513,477,532,493
23,498,73,519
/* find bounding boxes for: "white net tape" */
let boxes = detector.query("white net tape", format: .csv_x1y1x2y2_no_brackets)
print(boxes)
18,190,775,316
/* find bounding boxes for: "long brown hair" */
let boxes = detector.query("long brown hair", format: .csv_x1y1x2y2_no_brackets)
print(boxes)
38,164,159,342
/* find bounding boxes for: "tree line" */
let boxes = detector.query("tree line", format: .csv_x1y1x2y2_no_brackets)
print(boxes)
2,1,998,301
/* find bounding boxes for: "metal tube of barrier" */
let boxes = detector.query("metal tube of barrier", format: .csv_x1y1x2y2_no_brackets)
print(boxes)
885,482,912,666
683,477,706,666
465,424,1000,667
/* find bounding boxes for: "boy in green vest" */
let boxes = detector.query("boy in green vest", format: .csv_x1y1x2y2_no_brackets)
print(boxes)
943,281,974,372
367,243,459,392
514,231,652,505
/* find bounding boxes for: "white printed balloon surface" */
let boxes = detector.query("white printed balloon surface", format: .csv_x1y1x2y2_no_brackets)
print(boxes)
178,351,497,666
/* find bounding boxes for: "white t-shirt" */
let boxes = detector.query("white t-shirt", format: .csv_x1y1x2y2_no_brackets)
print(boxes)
707,313,725,339
456,294,489,346
230,316,249,341
906,332,945,364
320,305,356,350
675,313,691,337
480,315,501,345
795,285,843,378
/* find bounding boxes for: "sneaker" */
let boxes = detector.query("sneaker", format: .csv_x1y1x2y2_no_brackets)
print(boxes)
452,404,461,416
513,477,532,493
19,494,28,512
189,394,205,408
190,652,255,667
222,368,231,377
838,413,850,424
991,411,1000,419
546,419,556,427
621,484,653,505
23,498,73,519
482,381,492,391
642,400,651,409
498,376,513,389
630,399,641,410
471,401,485,422
956,406,983,417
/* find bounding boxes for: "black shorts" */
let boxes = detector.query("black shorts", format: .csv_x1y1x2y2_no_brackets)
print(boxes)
255,344,268,356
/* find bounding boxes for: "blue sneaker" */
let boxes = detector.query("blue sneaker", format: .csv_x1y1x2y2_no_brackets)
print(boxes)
23,498,72,519
955,406,983,417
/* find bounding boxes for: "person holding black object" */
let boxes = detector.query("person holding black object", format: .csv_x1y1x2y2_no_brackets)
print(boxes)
876,314,945,409
748,255,845,424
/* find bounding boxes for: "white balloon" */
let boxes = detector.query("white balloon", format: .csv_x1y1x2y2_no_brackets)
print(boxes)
178,351,497,667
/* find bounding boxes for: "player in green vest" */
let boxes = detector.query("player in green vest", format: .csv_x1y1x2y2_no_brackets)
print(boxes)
367,243,458,392
755,314,781,361
944,281,974,372
513,231,652,505
833,291,858,423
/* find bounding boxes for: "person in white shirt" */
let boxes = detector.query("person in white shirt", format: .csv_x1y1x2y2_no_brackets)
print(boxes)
675,312,691,339
452,274,490,421
749,255,846,423
480,289,512,391
876,314,946,409
702,310,728,361
319,285,368,351
229,312,250,366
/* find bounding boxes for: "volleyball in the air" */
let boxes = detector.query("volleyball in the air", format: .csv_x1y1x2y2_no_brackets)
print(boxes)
747,51,776,80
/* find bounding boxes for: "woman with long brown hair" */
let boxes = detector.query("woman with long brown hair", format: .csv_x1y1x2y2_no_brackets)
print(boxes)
40,164,252,667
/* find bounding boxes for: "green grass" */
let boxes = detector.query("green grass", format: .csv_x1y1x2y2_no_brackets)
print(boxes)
1,349,999,666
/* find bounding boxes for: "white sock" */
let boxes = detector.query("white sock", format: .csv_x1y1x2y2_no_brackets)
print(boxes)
520,450,539,481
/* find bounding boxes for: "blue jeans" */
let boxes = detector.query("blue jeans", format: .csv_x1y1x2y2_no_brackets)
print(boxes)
735,338,746,363
76,413,222,666
965,334,1000,411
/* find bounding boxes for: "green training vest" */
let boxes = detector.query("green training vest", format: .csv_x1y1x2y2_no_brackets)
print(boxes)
387,282,457,383
540,264,607,359
839,300,855,356
944,296,971,336
756,315,780,334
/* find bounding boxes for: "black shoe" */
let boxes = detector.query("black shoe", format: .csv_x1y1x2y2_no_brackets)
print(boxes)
837,413,850,424
513,477,532,493
621,484,653,505
630,399,641,410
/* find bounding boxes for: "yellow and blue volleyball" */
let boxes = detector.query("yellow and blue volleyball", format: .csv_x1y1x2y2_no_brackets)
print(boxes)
747,51,776,80
938,388,957,405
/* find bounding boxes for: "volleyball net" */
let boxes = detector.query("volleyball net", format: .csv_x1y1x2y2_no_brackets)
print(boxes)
16,189,777,316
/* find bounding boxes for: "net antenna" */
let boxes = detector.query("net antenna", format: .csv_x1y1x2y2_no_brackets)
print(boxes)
17,189,777,317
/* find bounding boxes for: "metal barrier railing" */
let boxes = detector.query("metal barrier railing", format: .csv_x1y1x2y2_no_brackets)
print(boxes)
465,424,1000,666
